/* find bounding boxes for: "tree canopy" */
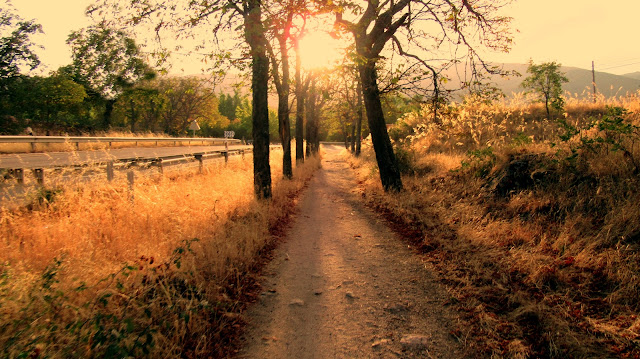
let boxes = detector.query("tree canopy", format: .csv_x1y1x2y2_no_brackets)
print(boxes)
0,1,42,82
331,0,514,191
521,60,569,120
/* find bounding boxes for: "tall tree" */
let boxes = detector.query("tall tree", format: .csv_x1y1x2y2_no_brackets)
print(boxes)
67,22,155,129
0,1,42,132
292,32,311,163
244,0,273,198
0,1,41,83
521,60,568,121
155,76,227,135
266,11,294,179
30,72,88,131
334,0,514,191
88,0,274,198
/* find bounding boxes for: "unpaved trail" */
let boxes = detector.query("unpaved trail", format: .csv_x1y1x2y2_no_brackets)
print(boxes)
238,146,464,358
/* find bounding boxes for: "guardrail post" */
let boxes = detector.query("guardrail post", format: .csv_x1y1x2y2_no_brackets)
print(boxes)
106,161,114,181
10,169,24,184
33,168,44,186
127,171,134,204
194,154,203,174
30,142,36,152
75,142,80,150
155,159,164,175
241,149,245,160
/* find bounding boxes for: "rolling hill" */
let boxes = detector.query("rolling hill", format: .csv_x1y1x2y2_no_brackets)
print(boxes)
623,71,640,81
438,63,640,99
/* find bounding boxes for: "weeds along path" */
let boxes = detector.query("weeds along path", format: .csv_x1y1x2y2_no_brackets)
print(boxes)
238,145,463,358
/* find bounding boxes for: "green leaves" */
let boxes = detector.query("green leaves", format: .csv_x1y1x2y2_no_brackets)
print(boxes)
521,60,568,120
0,2,42,81
67,22,154,100
555,106,640,173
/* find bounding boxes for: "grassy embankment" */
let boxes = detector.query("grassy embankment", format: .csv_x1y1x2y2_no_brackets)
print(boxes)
352,92,640,358
0,149,320,358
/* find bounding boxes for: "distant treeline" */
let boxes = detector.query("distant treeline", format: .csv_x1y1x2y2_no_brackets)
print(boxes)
0,70,278,139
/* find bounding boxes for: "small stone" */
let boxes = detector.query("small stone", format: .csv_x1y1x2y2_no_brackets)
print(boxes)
385,303,409,314
400,334,430,350
289,299,305,306
345,292,356,299
222,312,242,321
314,290,323,295
372,339,391,348
268,289,277,293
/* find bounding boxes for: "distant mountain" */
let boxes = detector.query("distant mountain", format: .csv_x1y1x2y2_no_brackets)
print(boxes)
622,71,640,81
440,63,640,98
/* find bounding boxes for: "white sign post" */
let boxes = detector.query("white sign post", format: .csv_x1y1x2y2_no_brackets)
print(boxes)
189,120,200,137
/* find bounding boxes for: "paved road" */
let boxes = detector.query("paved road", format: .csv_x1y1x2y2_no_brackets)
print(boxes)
0,145,250,169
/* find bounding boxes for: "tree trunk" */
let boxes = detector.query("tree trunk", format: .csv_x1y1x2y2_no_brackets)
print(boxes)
129,98,137,132
277,32,292,179
312,111,320,153
358,61,403,192
245,0,272,199
545,96,551,120
350,124,356,152
305,78,314,157
344,122,349,149
294,40,305,163
103,98,116,129
355,79,363,156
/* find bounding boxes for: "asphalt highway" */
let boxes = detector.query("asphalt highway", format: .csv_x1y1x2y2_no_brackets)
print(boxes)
0,145,251,169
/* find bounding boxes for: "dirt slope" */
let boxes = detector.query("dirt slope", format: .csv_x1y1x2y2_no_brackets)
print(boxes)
238,146,464,358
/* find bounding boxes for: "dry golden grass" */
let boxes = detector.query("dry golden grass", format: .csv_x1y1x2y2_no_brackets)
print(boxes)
0,148,320,358
352,94,640,357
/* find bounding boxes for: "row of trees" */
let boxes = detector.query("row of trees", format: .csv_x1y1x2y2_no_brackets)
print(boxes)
1,69,250,138
4,0,516,198
0,3,250,138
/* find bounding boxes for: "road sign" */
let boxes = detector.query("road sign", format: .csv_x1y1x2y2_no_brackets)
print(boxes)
189,120,200,131
224,131,235,138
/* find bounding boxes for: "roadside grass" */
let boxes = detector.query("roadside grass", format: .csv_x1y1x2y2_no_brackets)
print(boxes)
352,93,640,358
0,148,320,358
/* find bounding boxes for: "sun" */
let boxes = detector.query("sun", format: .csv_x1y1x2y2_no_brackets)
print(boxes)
298,30,345,70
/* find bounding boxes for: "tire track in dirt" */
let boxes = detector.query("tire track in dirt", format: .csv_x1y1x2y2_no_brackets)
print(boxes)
238,146,464,358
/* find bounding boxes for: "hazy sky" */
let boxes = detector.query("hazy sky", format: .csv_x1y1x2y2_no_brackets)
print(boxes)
12,0,640,75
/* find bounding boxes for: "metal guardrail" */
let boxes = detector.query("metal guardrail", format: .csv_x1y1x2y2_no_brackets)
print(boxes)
0,136,241,151
1,144,283,186
3,147,251,185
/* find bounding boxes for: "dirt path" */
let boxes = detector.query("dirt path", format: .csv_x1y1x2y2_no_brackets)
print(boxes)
238,146,463,358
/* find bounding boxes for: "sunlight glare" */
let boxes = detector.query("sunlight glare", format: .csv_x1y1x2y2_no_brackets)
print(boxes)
299,31,345,70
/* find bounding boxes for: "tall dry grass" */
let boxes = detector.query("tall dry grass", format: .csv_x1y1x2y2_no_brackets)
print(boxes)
353,92,640,357
0,149,320,358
